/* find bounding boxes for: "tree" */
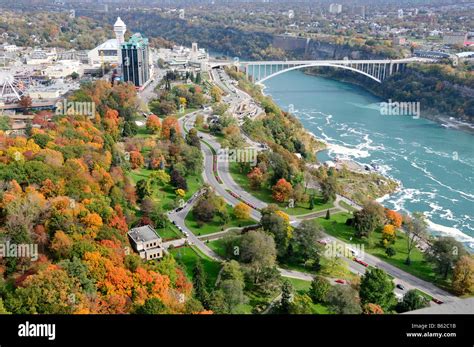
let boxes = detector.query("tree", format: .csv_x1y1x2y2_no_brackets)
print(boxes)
326,285,362,314
193,198,216,223
170,170,187,190
452,256,474,295
123,121,138,137
292,220,323,269
247,167,265,190
325,209,331,220
397,290,429,313
50,230,73,259
260,207,291,258
363,303,384,314
135,298,168,314
278,279,294,314
382,224,396,244
192,260,209,308
219,279,246,313
309,276,331,303
359,268,396,311
385,247,396,258
426,237,467,280
385,209,402,228
136,179,152,201
289,293,313,314
220,260,245,284
233,202,250,220
129,151,144,169
146,114,161,134
353,201,385,238
402,212,428,265
162,116,181,139
272,178,293,202
320,175,338,202
19,95,32,114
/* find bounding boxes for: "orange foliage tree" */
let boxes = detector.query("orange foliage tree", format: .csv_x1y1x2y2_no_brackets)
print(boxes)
272,178,293,202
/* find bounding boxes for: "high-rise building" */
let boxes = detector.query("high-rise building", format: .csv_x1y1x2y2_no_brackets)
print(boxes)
121,33,151,88
329,4,342,14
114,17,127,70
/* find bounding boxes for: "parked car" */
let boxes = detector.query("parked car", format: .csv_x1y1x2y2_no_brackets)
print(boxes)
396,283,405,291
335,279,345,284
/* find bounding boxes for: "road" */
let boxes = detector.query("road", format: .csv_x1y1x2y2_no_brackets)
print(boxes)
142,64,458,308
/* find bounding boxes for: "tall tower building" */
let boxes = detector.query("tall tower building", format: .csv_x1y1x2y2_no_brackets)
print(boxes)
121,33,150,88
114,17,127,69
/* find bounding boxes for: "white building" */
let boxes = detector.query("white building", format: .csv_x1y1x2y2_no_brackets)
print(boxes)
87,17,127,67
128,225,164,261
41,60,83,79
26,48,57,65
329,3,342,14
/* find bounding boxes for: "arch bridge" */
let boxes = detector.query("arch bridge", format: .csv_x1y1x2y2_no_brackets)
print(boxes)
212,57,433,84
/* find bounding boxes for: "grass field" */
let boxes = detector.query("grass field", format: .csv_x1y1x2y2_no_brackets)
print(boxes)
207,239,228,258
170,246,221,289
315,213,446,288
229,162,333,215
285,277,331,314
155,223,183,241
185,205,254,236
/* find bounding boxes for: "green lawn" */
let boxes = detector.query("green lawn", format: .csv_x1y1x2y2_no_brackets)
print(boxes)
128,169,203,211
315,213,446,288
229,162,333,215
285,277,331,314
169,246,221,289
156,223,183,241
185,205,254,236
207,238,228,258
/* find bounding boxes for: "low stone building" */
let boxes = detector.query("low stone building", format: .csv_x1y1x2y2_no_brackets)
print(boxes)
127,225,163,261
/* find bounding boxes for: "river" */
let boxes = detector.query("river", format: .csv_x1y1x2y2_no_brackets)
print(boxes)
262,70,474,251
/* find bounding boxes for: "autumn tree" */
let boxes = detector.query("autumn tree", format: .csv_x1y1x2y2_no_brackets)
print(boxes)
247,167,264,190
146,114,161,134
129,151,144,170
161,116,181,140
452,256,474,295
233,202,250,220
271,178,293,203
385,209,402,228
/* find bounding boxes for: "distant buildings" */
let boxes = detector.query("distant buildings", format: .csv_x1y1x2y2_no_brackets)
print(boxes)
329,3,342,14
121,33,151,88
127,225,164,261
443,32,467,46
392,37,406,46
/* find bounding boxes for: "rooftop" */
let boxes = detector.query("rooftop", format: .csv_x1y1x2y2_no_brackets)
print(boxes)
404,297,474,314
128,225,161,243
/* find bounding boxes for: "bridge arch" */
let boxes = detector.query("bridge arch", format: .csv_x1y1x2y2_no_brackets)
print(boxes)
245,62,382,84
